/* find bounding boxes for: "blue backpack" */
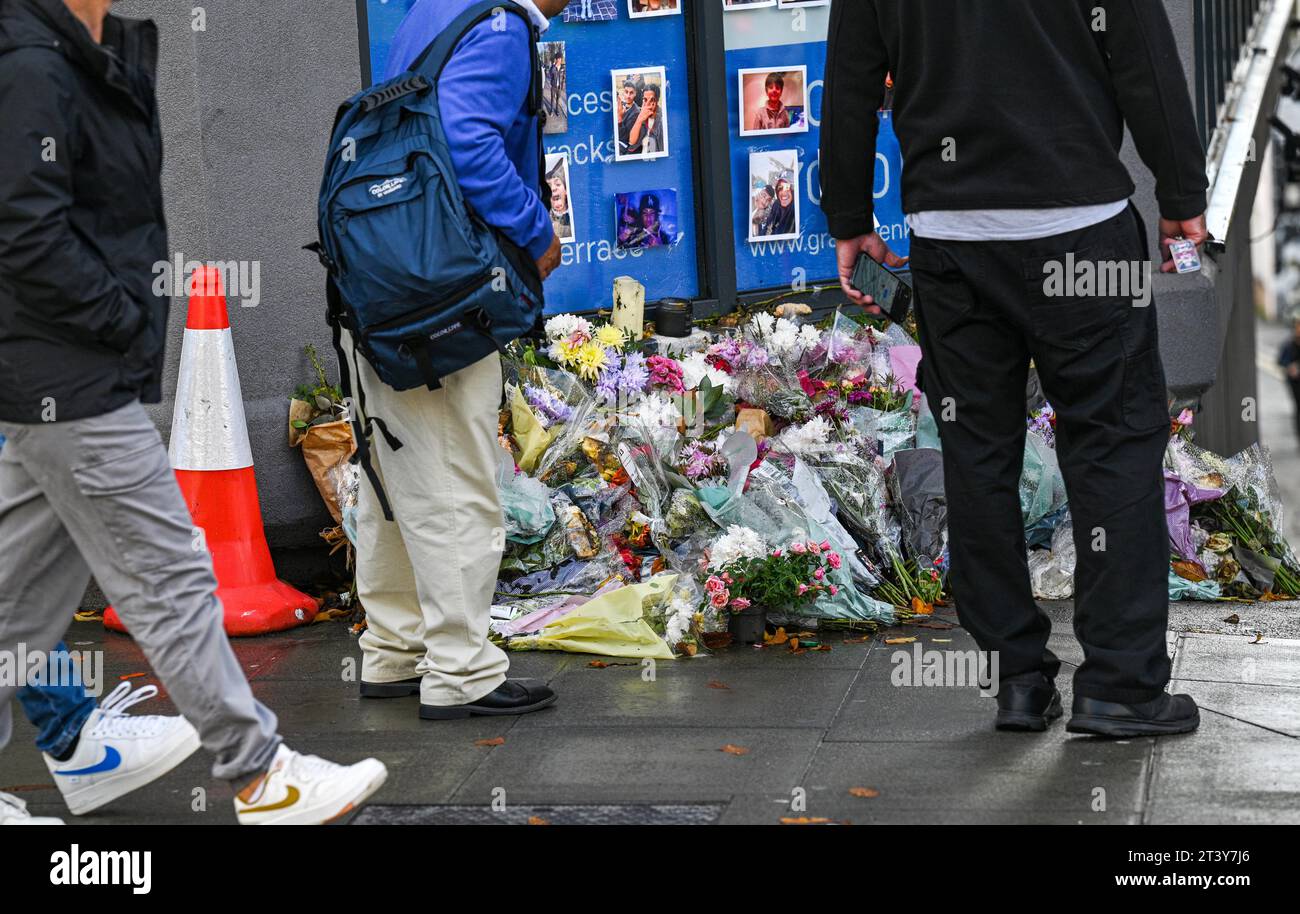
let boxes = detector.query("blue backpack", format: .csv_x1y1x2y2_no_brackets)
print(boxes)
308,0,548,518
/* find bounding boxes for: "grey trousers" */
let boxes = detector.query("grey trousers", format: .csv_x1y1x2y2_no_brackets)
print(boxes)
0,401,279,783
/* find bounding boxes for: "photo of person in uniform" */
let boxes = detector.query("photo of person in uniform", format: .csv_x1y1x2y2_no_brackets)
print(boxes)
612,67,669,161
540,42,567,134
739,66,808,136
615,190,679,249
564,0,619,22
748,150,800,241
545,153,576,243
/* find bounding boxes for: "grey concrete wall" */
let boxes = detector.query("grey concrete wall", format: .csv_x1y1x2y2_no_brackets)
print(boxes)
113,0,363,548
1123,0,1267,456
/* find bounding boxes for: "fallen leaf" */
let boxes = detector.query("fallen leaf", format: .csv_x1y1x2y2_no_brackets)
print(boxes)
527,816,549,826
588,660,609,668
849,787,880,798
720,744,749,756
1172,559,1208,582
910,597,934,616
677,641,698,657
765,627,789,645
1250,632,1266,644
883,636,916,645
702,631,733,649
1223,613,1240,625
788,637,800,651
707,680,730,690
842,635,871,644
780,816,848,825
474,737,505,747
811,644,831,652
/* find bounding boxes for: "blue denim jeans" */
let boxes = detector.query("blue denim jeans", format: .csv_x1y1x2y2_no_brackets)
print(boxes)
15,641,96,757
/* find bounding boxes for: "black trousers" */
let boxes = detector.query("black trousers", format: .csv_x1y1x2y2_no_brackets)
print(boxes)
909,206,1171,704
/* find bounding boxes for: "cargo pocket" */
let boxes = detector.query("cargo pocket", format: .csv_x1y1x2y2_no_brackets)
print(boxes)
1120,346,1172,432
1022,243,1133,352
71,442,184,575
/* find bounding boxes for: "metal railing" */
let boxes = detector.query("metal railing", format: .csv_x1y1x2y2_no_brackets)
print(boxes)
1195,0,1269,148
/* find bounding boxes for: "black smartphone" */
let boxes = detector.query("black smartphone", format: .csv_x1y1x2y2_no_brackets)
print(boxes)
850,253,913,323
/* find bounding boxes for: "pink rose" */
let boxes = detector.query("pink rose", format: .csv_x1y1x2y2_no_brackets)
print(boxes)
710,591,730,609
730,597,752,611
807,541,821,556
829,584,839,596
705,576,725,594
827,552,842,569
820,540,831,551
814,568,825,580
722,573,733,584
771,548,782,557
796,583,808,595
790,542,807,554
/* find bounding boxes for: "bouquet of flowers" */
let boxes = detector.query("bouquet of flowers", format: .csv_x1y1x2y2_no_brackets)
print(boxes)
704,537,842,616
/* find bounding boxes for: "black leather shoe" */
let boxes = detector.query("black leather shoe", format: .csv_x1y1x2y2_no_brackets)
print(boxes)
360,676,421,698
1067,692,1199,738
994,673,1063,732
419,679,557,720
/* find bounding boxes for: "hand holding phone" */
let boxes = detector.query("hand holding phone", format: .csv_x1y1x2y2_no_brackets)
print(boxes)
849,251,913,324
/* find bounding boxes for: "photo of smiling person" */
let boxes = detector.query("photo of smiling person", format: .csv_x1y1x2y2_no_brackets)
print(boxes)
739,67,808,136
545,153,576,243
612,66,669,161
749,150,800,242
629,0,681,17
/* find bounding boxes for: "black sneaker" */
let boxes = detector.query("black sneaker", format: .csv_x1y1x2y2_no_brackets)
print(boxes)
419,680,557,720
359,676,421,698
1067,692,1200,738
994,673,1063,732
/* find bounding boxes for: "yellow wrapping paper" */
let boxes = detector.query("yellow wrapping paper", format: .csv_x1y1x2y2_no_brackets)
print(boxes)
510,386,559,473
515,574,678,660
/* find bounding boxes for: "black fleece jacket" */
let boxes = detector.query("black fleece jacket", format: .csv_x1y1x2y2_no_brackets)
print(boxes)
820,0,1209,239
0,0,167,423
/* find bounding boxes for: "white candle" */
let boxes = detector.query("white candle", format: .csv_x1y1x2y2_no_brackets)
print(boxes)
612,275,646,341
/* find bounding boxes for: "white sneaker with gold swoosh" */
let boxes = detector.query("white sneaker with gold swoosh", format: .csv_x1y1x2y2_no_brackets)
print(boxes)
234,743,387,825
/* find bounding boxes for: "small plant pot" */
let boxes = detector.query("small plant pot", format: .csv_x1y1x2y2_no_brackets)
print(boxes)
727,605,768,644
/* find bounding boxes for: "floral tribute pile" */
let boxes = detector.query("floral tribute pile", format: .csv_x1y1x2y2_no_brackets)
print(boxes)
349,307,1300,659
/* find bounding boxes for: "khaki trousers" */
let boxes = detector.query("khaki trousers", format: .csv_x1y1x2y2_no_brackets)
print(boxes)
348,340,510,706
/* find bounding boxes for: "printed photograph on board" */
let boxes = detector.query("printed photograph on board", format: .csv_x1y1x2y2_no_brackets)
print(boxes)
539,41,567,134
564,0,620,22
723,0,777,9
615,189,680,249
738,66,808,136
748,150,800,242
628,0,681,17
545,153,577,244
612,66,669,161
776,0,829,8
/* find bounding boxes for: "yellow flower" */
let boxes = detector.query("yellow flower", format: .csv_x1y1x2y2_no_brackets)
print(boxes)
596,324,626,349
573,341,608,380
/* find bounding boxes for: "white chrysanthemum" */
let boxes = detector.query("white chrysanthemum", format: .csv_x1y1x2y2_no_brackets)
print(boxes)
709,524,767,569
628,391,681,430
798,323,822,351
681,351,732,392
544,314,593,341
778,415,834,454
748,311,776,341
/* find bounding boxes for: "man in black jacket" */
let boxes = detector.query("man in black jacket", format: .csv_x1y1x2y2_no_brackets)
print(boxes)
821,0,1207,737
0,0,387,823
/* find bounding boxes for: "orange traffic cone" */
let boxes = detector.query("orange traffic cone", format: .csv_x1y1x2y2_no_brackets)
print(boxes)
105,266,318,636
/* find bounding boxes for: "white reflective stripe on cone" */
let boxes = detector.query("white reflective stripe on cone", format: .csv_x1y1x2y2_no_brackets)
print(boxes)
169,328,254,471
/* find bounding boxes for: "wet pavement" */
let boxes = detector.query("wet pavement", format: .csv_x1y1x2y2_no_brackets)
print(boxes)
2,612,1296,825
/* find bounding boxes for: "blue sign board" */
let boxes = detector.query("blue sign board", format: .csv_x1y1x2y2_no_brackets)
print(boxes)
365,1,699,314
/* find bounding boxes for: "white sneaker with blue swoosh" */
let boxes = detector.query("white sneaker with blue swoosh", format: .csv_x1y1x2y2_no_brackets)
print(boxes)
234,743,388,825
43,681,200,816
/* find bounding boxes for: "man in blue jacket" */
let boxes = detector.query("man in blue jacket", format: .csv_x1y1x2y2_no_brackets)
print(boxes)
351,0,566,719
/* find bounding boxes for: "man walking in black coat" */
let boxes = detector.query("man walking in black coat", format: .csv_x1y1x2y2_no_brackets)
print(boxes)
0,0,387,823
821,0,1207,737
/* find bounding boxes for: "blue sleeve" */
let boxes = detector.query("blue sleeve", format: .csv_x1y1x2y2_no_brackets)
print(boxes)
439,19,554,261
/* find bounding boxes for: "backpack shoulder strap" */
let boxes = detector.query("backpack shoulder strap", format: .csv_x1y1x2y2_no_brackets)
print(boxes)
409,0,531,83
